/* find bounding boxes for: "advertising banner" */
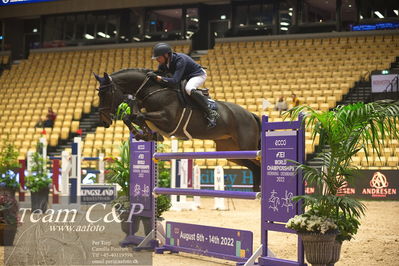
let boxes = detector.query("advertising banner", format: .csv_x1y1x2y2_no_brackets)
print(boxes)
371,74,398,93
80,185,116,204
350,170,398,200
200,168,317,193
199,169,398,200
0,0,58,6
165,222,253,260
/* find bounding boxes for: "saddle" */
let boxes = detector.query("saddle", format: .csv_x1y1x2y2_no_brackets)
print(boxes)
175,80,217,111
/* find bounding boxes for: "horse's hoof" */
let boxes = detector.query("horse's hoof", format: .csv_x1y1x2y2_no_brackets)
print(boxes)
135,134,144,141
154,133,164,142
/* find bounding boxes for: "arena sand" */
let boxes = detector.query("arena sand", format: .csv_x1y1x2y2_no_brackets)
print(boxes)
153,199,399,266
0,200,398,266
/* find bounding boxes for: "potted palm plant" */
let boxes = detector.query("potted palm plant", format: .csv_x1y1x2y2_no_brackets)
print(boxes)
286,101,399,265
0,137,20,197
25,143,51,213
0,193,19,246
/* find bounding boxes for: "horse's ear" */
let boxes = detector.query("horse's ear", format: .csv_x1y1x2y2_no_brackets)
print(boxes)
93,72,101,82
104,72,111,82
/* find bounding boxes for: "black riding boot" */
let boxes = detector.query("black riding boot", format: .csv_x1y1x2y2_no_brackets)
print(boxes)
190,89,219,128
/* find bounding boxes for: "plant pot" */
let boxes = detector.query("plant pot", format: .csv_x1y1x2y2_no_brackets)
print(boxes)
120,211,130,236
0,187,16,198
300,232,337,266
120,211,152,237
327,241,342,266
0,223,17,246
31,187,49,213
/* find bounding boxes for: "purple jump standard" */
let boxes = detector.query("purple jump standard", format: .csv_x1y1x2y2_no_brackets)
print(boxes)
154,188,260,200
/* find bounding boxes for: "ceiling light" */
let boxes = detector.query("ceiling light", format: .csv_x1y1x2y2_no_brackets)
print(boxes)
220,15,226,20
33,28,38,33
374,11,384,18
394,10,398,16
84,34,94,39
280,27,288,31
133,37,141,41
288,12,293,16
280,22,290,26
97,32,110,38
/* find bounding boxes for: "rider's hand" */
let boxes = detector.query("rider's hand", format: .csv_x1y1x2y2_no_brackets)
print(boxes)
146,71,158,80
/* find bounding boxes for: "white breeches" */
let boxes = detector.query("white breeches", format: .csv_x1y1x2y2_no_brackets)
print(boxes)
185,70,207,95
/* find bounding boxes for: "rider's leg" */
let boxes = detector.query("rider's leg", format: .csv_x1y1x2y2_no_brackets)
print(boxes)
185,74,219,128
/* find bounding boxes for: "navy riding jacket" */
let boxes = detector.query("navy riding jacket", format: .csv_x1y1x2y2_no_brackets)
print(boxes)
158,52,204,85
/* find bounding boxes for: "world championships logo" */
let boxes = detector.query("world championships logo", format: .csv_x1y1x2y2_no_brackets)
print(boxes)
2,0,10,4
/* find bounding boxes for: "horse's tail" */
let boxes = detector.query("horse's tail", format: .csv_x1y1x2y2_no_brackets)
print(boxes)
251,113,262,150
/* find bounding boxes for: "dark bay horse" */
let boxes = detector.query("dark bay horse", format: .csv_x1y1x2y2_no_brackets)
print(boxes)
94,68,262,191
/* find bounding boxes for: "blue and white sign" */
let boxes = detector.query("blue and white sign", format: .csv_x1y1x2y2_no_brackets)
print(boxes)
1,0,58,6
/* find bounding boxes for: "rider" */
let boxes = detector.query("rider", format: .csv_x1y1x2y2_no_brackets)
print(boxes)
147,42,219,128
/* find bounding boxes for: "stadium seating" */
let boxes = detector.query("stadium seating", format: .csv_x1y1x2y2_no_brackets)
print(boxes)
0,35,398,169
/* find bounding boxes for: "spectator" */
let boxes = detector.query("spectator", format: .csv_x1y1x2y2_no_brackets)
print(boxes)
274,97,288,115
292,93,300,107
43,107,57,128
34,119,43,128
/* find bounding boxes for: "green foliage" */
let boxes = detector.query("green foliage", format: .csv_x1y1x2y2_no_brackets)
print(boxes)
335,212,360,243
0,194,19,224
111,195,130,211
155,143,171,218
106,140,130,197
0,136,20,189
286,100,399,242
25,143,51,193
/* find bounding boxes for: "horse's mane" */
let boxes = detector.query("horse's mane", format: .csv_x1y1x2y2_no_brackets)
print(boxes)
111,68,152,76
110,68,155,93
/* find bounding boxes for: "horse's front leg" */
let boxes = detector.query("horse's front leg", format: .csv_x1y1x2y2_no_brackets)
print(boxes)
122,115,146,141
136,110,168,141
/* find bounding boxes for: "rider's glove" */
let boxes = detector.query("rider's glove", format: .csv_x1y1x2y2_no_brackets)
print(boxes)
146,71,158,80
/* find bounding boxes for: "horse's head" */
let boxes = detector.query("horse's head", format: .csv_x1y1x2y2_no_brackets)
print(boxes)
94,72,124,128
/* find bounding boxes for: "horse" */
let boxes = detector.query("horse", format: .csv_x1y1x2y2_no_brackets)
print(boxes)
94,68,262,191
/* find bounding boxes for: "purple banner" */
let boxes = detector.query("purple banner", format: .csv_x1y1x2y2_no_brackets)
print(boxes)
165,222,253,261
263,131,298,223
0,0,58,6
130,139,154,217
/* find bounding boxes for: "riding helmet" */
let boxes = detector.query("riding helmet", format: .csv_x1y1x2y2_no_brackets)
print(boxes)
152,43,172,59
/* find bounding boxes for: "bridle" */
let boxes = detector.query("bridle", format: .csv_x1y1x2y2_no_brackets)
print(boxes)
97,80,117,119
97,73,170,118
